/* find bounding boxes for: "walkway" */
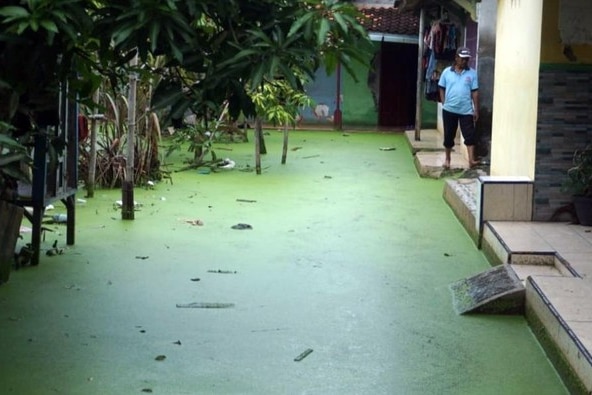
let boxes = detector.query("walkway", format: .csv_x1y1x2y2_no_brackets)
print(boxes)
408,128,592,393
0,131,568,394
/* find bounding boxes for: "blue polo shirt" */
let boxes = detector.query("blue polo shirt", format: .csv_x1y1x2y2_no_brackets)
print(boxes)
438,66,478,115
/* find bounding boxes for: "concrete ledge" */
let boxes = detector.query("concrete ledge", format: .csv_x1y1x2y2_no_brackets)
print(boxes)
404,129,443,154
526,276,592,394
406,128,469,179
443,179,479,244
481,222,510,266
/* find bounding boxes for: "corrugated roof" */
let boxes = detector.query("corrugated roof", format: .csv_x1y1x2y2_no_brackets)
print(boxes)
359,7,419,36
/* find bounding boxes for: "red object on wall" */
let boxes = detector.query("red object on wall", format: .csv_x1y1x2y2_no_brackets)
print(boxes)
78,114,89,142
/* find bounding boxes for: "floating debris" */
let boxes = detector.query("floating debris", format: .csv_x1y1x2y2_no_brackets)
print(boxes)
294,348,313,362
114,200,142,209
251,327,289,333
46,240,64,256
173,340,182,345
236,199,257,203
154,355,166,361
379,147,396,151
176,302,235,309
185,219,204,226
135,256,149,260
231,223,252,230
46,248,64,256
207,270,237,274
217,158,236,170
52,213,67,223
190,278,201,282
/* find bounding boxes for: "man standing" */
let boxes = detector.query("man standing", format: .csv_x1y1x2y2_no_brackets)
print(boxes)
438,47,480,169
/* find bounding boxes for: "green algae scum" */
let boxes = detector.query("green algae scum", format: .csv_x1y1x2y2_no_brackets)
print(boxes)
0,131,568,394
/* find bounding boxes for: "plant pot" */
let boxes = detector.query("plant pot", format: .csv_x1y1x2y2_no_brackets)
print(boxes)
573,195,592,226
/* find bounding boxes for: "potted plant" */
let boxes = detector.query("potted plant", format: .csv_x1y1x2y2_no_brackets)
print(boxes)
563,144,592,226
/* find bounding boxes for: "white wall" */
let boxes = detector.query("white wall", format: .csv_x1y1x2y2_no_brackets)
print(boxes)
490,0,543,179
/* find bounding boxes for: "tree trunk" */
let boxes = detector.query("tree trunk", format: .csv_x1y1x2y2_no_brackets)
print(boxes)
281,123,288,164
122,53,138,220
87,89,100,198
260,130,267,154
255,117,262,175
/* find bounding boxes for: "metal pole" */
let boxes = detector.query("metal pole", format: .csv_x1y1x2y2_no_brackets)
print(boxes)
414,8,425,141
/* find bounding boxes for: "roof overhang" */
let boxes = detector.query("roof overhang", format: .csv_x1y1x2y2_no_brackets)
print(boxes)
395,0,478,22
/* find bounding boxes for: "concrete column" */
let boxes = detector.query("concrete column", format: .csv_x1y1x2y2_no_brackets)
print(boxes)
475,0,497,160
490,0,542,179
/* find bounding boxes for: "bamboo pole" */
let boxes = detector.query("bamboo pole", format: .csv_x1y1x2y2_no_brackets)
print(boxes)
87,89,100,198
414,8,425,141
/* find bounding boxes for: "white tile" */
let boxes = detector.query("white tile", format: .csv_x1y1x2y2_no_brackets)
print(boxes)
558,253,592,279
511,265,563,281
488,221,554,252
569,322,592,353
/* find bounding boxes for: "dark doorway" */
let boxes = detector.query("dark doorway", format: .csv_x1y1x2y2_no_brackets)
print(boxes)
378,42,418,128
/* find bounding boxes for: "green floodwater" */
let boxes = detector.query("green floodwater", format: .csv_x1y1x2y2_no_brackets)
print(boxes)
0,131,567,395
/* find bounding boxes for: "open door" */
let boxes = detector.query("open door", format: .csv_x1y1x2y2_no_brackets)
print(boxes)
378,42,418,128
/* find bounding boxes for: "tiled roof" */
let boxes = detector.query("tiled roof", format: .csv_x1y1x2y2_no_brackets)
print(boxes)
358,7,419,36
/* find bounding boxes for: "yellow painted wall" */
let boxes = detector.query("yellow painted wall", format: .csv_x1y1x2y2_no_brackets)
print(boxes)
541,0,592,64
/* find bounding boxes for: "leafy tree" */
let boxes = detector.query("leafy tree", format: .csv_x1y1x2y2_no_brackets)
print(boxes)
0,0,373,194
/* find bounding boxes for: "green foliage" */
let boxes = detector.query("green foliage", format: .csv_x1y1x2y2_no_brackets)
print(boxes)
0,122,31,196
563,145,592,197
251,79,313,126
166,122,218,166
0,0,374,193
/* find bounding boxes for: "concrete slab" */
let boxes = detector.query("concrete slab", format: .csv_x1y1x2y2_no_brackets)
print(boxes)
405,129,472,179
404,129,443,153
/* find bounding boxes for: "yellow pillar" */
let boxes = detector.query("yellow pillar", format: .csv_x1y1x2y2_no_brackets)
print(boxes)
490,0,543,179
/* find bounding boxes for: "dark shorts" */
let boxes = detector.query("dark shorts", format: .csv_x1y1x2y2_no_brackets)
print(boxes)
442,109,476,148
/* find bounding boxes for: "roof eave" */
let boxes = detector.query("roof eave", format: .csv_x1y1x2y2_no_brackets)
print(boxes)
395,0,478,22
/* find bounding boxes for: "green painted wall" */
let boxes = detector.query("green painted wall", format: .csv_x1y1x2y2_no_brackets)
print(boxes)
341,58,378,126
303,43,437,129
422,94,438,129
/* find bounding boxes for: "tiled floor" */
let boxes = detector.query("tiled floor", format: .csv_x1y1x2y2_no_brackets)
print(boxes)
490,221,592,278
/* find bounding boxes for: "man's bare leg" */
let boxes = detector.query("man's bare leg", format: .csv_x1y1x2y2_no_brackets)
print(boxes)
444,148,452,169
467,145,480,168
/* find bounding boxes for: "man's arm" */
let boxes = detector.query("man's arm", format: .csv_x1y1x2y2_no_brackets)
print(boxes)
439,87,445,104
471,90,479,121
